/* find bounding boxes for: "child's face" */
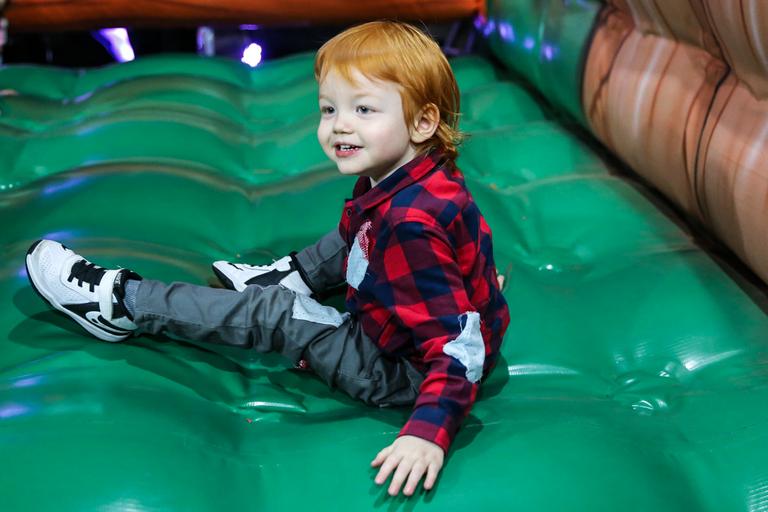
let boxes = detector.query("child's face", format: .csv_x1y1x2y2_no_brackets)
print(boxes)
317,68,418,184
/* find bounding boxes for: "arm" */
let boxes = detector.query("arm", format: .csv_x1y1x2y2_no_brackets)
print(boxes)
369,217,483,495
293,227,348,295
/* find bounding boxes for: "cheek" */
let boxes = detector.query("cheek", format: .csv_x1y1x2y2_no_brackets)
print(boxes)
378,120,412,148
317,122,328,144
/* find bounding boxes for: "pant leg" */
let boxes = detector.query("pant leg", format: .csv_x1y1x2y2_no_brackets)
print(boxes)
133,279,423,406
294,228,348,295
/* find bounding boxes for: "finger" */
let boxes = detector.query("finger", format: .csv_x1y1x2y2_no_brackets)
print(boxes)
371,446,393,467
402,461,427,496
388,459,414,496
374,453,403,485
423,462,439,490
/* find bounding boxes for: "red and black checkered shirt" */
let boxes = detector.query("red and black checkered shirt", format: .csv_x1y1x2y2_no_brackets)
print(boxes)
338,149,510,452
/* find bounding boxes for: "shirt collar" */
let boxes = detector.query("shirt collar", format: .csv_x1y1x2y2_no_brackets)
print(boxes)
350,148,449,212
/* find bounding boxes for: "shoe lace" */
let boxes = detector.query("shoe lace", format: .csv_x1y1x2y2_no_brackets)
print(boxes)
68,259,107,293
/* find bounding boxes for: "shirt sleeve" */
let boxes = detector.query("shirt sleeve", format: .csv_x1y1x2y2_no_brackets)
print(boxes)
370,215,482,452
294,228,348,294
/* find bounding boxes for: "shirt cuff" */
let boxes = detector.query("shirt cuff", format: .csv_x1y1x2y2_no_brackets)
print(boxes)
398,404,461,453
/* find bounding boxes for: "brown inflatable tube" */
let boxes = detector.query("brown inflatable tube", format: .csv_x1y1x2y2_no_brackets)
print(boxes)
4,0,484,31
584,0,768,283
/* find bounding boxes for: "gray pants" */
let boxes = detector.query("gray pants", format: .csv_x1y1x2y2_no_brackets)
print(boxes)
133,230,423,407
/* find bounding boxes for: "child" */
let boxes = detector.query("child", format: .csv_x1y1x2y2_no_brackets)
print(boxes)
25,21,510,497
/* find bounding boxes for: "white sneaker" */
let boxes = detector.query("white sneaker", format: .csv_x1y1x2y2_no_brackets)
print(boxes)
212,252,313,295
25,239,141,342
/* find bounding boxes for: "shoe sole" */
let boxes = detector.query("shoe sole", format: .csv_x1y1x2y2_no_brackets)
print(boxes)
26,240,128,342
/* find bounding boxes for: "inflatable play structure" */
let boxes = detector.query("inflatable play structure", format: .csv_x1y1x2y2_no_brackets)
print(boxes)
1,1,767,510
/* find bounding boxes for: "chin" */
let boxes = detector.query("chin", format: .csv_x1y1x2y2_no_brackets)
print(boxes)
336,166,366,177
334,160,366,175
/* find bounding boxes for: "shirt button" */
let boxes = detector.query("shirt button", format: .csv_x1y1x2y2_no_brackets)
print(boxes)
346,208,352,217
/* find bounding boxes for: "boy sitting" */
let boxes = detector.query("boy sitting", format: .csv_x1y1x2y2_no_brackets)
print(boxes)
25,21,509,497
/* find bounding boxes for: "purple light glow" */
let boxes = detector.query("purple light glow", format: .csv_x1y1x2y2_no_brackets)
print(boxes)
499,22,516,42
241,43,263,68
98,28,135,63
542,44,557,61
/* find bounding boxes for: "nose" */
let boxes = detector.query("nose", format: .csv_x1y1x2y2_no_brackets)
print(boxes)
332,110,352,134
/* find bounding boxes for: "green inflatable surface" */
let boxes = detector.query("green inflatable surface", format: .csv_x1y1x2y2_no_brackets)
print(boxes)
484,0,601,126
2,50,768,511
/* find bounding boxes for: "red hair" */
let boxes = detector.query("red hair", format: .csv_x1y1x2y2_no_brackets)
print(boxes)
315,21,463,160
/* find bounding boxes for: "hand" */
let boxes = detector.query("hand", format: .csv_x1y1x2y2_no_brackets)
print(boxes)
371,435,444,497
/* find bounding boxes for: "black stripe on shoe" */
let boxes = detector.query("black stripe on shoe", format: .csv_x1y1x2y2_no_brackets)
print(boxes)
244,267,294,287
64,303,133,336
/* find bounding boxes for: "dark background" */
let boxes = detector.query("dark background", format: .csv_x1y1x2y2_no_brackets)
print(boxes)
1,21,480,67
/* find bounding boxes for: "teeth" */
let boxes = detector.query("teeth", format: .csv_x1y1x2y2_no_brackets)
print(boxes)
338,144,357,150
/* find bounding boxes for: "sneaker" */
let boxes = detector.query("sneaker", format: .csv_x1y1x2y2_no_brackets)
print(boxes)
25,239,142,342
212,252,313,295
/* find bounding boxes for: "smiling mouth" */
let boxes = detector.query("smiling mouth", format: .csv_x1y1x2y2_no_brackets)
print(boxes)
334,143,362,156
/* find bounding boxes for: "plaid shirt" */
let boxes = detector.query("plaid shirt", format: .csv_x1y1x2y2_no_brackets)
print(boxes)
338,149,510,452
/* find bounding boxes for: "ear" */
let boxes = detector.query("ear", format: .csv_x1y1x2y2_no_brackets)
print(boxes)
410,103,440,144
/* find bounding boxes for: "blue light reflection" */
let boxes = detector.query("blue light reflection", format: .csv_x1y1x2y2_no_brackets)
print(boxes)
0,403,29,419
12,376,43,389
523,36,536,51
40,230,77,242
42,176,88,196
483,20,496,37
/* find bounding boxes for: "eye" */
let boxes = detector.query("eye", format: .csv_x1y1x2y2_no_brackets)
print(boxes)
320,105,335,115
356,105,372,114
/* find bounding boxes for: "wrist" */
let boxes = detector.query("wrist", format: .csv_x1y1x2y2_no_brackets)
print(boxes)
289,251,318,295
